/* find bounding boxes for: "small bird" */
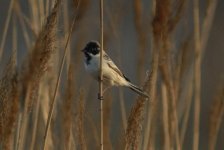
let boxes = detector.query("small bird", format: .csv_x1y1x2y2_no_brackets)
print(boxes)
82,41,149,98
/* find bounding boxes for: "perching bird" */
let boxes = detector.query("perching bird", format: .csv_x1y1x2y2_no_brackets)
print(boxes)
82,41,149,98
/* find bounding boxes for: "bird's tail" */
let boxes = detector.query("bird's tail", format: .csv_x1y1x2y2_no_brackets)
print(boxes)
128,82,149,98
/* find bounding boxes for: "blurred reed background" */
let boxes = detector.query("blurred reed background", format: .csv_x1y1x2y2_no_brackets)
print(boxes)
0,0,223,149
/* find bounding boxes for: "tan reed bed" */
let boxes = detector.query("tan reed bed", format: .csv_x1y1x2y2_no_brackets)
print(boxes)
0,0,222,149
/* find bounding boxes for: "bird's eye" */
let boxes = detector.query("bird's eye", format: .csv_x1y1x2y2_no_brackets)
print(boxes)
91,47,99,55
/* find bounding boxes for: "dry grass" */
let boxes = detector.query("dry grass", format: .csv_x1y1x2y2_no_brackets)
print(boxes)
62,64,74,149
76,90,87,150
0,0,223,149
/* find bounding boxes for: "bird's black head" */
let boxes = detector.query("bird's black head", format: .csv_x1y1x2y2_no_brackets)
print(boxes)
82,41,100,55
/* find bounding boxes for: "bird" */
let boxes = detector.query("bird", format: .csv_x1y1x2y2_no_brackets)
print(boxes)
81,40,149,98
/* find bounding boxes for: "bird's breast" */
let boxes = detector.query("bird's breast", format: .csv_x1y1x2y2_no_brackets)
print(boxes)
84,56,100,79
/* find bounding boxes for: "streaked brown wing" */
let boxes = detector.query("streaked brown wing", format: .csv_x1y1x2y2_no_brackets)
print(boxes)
107,62,123,78
104,52,130,82
103,53,111,61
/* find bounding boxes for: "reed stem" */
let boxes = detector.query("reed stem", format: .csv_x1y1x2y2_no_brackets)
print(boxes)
99,0,104,149
193,0,201,149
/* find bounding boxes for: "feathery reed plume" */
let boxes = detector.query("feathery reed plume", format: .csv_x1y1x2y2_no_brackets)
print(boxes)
62,64,75,149
134,0,147,81
21,0,60,110
17,1,60,149
125,71,152,150
0,52,18,149
76,90,87,150
209,85,224,150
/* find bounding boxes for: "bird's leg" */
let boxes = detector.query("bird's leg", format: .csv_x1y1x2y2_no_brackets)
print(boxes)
103,86,111,94
98,87,110,100
98,93,104,100
97,76,104,100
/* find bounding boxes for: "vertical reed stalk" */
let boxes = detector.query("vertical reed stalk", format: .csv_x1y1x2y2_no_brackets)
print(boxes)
119,90,127,129
46,0,50,16
161,83,170,150
12,17,18,150
193,0,201,150
28,0,39,34
180,72,193,146
0,0,14,60
99,0,104,150
134,0,147,81
63,0,71,72
15,113,21,150
201,0,218,53
14,2,31,49
209,86,224,150
38,0,45,24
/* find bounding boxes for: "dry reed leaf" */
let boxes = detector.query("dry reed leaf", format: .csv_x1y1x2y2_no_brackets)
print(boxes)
104,93,113,150
62,64,75,149
134,0,147,81
75,89,87,150
0,52,19,149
